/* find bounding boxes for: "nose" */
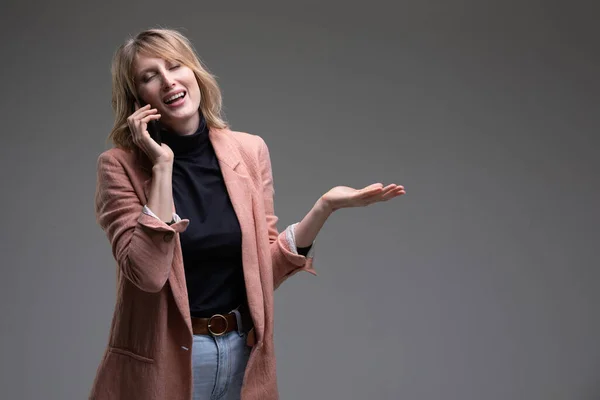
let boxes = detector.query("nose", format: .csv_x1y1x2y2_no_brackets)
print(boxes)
161,72,176,90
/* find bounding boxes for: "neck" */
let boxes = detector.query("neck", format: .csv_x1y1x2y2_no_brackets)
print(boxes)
162,112,201,136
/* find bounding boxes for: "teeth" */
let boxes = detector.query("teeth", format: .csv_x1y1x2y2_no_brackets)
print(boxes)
165,92,185,103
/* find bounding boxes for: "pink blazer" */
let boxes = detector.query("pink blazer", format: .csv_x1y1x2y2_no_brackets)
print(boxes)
90,127,316,400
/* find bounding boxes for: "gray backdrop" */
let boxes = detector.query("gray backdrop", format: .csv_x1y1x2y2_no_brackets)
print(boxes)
1,0,599,399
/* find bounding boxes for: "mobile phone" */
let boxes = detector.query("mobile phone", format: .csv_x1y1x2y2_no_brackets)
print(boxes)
134,94,162,145
147,119,162,145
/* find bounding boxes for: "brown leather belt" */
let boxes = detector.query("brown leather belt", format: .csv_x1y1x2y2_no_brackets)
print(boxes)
191,303,252,337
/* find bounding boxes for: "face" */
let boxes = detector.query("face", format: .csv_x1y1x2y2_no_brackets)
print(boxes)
132,54,201,132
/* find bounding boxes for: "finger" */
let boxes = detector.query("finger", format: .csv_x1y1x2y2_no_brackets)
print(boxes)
358,184,384,197
362,183,384,192
134,107,158,119
359,183,383,193
131,104,152,119
127,106,154,125
362,183,399,195
361,186,401,204
380,184,398,195
382,188,406,201
140,114,161,124
376,184,404,198
362,186,390,198
361,184,395,200
386,186,405,196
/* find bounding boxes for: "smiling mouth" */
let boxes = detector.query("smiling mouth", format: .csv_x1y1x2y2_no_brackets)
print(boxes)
164,91,186,104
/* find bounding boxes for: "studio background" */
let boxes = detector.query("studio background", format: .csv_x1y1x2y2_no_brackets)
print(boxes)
1,1,599,399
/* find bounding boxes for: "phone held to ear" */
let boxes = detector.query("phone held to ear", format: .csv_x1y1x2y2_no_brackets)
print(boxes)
136,98,162,145
147,119,162,145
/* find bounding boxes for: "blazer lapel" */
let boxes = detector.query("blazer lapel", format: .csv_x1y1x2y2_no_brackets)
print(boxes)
209,128,265,341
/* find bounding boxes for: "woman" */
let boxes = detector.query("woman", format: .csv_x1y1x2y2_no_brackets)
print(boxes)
90,28,405,400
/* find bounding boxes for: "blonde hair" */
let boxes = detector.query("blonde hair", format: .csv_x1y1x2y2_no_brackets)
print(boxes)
108,28,228,150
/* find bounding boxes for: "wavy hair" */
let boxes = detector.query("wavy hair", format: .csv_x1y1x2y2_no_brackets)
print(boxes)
108,28,228,149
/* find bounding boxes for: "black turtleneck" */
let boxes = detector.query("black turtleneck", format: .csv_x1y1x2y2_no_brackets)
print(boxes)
160,116,245,317
160,115,311,318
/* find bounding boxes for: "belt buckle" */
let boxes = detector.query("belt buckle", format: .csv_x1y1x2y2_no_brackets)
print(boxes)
207,314,228,337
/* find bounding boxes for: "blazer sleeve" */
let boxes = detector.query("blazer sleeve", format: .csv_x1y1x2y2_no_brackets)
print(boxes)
95,152,189,293
257,138,317,290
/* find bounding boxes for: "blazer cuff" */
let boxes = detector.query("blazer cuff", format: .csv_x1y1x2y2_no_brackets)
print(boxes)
285,222,316,258
143,204,182,224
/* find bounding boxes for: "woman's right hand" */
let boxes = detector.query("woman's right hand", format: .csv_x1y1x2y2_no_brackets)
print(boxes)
127,103,174,166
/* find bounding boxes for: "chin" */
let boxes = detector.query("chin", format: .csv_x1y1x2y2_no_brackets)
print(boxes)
169,108,200,124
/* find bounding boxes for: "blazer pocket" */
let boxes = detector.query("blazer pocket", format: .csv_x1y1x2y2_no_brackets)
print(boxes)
108,346,155,364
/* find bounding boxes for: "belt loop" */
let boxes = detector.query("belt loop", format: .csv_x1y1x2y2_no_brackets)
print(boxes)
232,308,242,335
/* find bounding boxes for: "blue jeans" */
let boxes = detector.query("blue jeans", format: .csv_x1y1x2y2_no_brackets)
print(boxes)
192,330,251,400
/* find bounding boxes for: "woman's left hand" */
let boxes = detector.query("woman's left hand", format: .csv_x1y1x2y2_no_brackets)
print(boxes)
320,183,406,212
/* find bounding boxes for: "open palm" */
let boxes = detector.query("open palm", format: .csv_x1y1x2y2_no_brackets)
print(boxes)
321,183,405,212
